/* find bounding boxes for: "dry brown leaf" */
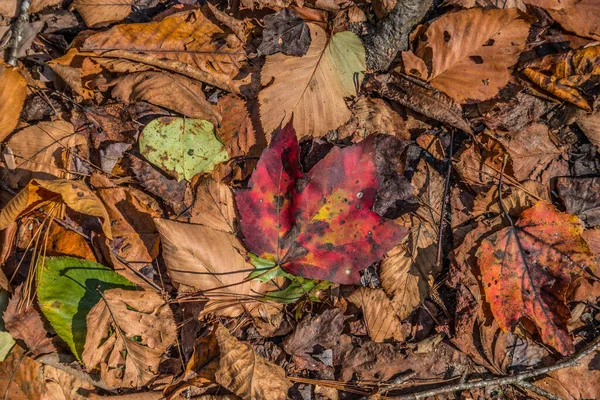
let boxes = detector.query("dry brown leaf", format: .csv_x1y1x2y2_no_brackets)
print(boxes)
0,346,44,399
214,94,257,159
472,181,546,219
259,23,364,139
404,8,531,103
82,9,245,92
214,324,292,400
338,97,409,140
454,135,506,192
533,350,600,399
0,179,112,239
71,0,133,27
416,133,445,160
525,0,600,40
446,0,526,10
190,178,236,233
373,0,397,18
155,218,275,317
46,222,97,261
0,64,27,142
109,71,221,127
82,288,177,388
576,111,600,148
348,288,406,342
0,120,87,188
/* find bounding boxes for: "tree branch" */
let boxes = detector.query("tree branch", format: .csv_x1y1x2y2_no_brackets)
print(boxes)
7,0,31,66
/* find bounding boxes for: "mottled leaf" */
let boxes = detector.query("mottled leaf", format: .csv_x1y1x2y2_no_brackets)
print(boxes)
258,8,311,56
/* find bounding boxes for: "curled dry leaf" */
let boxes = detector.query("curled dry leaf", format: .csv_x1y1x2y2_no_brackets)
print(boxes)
259,24,365,139
0,179,112,239
71,0,133,27
403,8,531,103
338,97,409,140
109,72,221,127
0,120,87,188
477,201,596,355
214,324,292,400
348,288,406,343
0,63,27,142
82,288,177,388
82,9,246,92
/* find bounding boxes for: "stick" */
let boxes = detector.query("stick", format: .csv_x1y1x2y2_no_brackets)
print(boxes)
516,381,564,400
385,334,600,399
7,0,31,66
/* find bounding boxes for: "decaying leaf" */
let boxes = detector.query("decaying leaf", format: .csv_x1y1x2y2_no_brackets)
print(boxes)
258,8,311,57
402,7,531,103
190,178,236,233
259,24,365,139
214,325,292,400
348,288,406,342
82,288,177,388
0,63,27,142
557,176,600,228
338,96,409,140
524,0,600,41
71,0,133,27
477,201,596,354
214,95,257,159
139,117,229,182
236,122,407,284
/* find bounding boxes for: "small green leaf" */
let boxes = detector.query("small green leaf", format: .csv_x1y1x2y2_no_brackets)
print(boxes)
37,257,136,360
327,31,366,97
264,279,331,304
248,254,293,282
139,117,229,181
0,290,15,361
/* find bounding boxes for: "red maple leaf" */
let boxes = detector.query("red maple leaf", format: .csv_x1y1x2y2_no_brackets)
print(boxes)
235,122,407,284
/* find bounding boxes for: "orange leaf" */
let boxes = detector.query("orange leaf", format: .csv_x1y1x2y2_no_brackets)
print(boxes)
477,201,596,354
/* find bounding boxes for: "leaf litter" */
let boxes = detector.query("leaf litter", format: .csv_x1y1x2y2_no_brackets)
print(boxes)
1,1,600,399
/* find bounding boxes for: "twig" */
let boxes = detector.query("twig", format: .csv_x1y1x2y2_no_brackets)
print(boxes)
436,130,454,269
516,381,564,400
7,0,31,66
385,334,600,399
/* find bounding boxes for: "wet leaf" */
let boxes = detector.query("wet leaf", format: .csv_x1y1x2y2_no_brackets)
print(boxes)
139,117,229,182
235,122,407,284
37,257,136,360
259,25,365,139
477,201,596,354
82,288,177,388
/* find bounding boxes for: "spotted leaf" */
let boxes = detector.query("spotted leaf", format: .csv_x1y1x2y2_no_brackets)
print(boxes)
235,122,407,284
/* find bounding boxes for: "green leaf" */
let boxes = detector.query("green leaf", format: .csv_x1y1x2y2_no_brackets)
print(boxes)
264,279,331,304
327,31,366,97
0,290,15,361
37,256,136,360
248,254,293,282
139,117,229,182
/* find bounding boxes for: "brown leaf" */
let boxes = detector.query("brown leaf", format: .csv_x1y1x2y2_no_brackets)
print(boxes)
155,218,275,317
533,350,600,399
338,340,406,381
82,288,177,388
82,9,245,92
214,324,292,400
575,110,600,148
0,179,112,239
524,0,600,41
348,288,406,343
0,64,27,142
0,120,87,188
71,0,133,27
46,222,97,261
454,135,506,192
338,97,409,140
109,71,221,127
404,8,531,103
214,95,257,159
4,284,59,356
556,177,600,228
367,74,472,133
190,178,236,233
0,346,44,399
416,133,445,160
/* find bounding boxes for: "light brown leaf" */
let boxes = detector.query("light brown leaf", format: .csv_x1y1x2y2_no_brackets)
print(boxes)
0,64,27,142
0,120,87,188
109,71,221,127
155,218,274,317
524,0,600,40
71,0,133,27
348,288,406,342
214,94,257,159
190,179,236,233
82,9,245,92
82,288,177,388
404,8,531,103
214,324,292,400
576,111,600,148
338,97,409,140
0,179,112,239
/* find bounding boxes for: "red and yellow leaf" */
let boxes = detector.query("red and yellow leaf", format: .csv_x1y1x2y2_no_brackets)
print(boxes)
235,122,407,284
477,201,596,355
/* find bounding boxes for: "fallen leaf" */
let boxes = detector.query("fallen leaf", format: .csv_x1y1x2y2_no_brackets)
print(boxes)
214,324,292,400
0,290,15,361
71,0,132,27
454,135,505,192
109,71,221,126
236,122,407,284
348,288,406,342
258,8,311,56
403,8,531,103
46,221,96,261
0,21,44,60
575,111,600,148
338,340,406,381
82,9,245,92
338,97,409,140
367,73,472,133
483,91,553,134
524,0,600,40
0,179,112,239
0,346,44,399
416,133,445,160
4,284,58,356
139,117,229,182
373,0,396,18
282,308,344,371
0,120,87,188
477,201,596,354
214,95,257,159
37,256,136,360
259,24,365,139
472,181,546,219
0,63,27,142
190,178,236,233
556,177,600,228
523,45,600,111
82,288,177,388
156,218,274,317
